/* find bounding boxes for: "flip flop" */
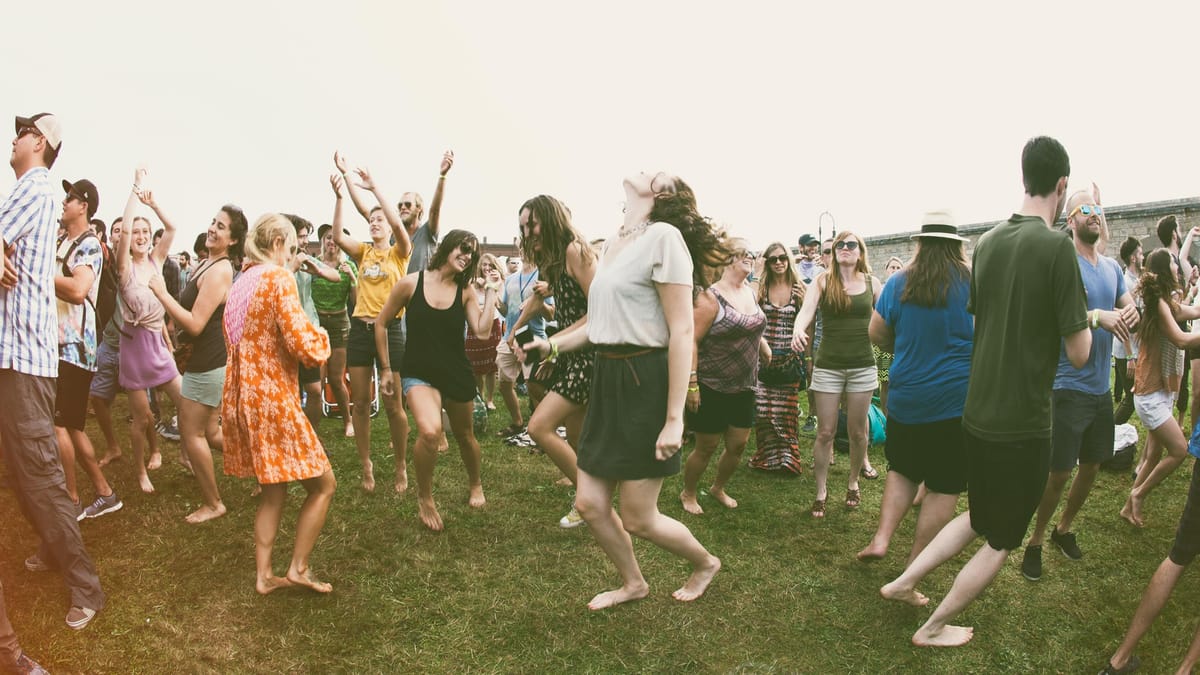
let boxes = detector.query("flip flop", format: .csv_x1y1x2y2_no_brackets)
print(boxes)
861,466,879,480
1098,655,1140,674
811,499,826,518
845,489,861,509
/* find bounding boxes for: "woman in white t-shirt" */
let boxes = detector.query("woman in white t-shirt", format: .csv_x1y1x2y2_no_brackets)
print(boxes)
525,171,725,610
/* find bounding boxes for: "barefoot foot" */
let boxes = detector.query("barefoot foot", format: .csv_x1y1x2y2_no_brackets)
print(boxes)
361,460,375,493
138,473,155,494
857,540,888,561
912,624,974,647
146,452,163,471
555,476,573,487
418,498,444,531
587,583,650,610
394,469,408,495
287,567,333,594
673,556,721,602
185,503,227,524
468,485,486,509
344,423,355,438
98,450,123,467
250,483,262,497
880,581,929,606
1129,491,1147,527
680,491,704,515
710,488,738,509
255,575,293,595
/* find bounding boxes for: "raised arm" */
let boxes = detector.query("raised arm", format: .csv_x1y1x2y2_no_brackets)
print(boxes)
426,150,454,239
115,168,147,278
354,167,411,259
1181,227,1197,283
138,187,176,266
330,174,363,258
334,151,372,222
464,280,500,339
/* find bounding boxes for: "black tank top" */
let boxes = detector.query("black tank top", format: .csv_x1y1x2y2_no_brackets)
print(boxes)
179,258,228,373
401,271,476,403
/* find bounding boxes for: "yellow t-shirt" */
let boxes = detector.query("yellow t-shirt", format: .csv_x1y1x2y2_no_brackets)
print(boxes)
353,243,411,319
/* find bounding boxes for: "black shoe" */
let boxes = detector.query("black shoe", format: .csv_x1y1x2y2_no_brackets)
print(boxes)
1021,545,1043,581
1051,528,1083,560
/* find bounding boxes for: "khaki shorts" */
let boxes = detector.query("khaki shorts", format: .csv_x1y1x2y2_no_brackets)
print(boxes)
495,340,529,383
809,365,878,394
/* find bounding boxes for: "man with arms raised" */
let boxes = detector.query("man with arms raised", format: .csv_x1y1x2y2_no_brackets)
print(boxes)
880,136,1089,647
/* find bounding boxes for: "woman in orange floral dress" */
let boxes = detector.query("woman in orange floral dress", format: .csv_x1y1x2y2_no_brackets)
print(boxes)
222,213,335,595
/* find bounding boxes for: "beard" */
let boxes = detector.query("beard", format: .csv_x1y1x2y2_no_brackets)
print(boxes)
1076,225,1101,245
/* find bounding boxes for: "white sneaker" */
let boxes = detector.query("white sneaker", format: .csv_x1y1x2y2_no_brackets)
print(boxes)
558,506,586,529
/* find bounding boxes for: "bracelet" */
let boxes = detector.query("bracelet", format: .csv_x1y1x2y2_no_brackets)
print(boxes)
547,338,560,363
1090,309,1100,330
687,386,700,393
439,174,447,180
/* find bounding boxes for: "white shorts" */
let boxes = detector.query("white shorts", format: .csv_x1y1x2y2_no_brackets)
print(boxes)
495,340,530,383
809,366,878,395
1135,390,1177,431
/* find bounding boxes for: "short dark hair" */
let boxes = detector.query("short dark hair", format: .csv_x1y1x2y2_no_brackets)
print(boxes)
1119,236,1141,266
1157,215,1179,248
153,228,165,242
90,218,106,237
283,213,314,237
193,232,208,256
1021,136,1070,198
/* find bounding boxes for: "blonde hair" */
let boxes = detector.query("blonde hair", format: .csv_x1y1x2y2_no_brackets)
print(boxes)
479,252,505,280
243,213,297,265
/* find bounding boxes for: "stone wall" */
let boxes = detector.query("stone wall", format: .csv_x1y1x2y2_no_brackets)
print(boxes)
859,197,1200,267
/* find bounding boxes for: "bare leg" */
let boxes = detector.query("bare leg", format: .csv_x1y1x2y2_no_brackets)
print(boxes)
179,397,226,524
681,431,720,515
483,371,497,409
1176,611,1200,675
91,395,123,465
127,389,156,493
445,400,485,508
348,366,375,492
254,483,292,594
53,427,79,504
1129,420,1188,526
911,542,1008,647
302,381,322,433
858,470,918,561
574,469,648,610
499,379,524,428
618,478,720,602
1056,462,1100,534
408,386,446,531
908,492,959,566
709,426,751,509
844,390,873,501
381,381,409,493
1107,557,1187,671
326,349,353,436
527,392,582,486
811,391,840,508
286,471,337,593
67,428,113,502
1027,469,1071,547
881,511,979,607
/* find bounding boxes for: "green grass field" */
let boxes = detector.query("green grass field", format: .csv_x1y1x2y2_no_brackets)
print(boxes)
3,395,1200,674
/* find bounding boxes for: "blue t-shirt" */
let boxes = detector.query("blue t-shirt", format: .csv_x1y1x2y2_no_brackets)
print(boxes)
875,271,974,424
501,267,547,340
1054,254,1125,395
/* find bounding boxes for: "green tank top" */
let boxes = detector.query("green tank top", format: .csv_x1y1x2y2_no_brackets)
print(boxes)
815,276,875,370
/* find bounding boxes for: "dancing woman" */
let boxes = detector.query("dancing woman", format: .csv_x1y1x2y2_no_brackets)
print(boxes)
1123,248,1200,526
152,199,245,523
222,214,334,595
312,223,358,437
749,242,805,474
680,238,767,514
374,230,498,531
525,171,724,610
464,252,504,410
791,231,882,517
517,195,597,528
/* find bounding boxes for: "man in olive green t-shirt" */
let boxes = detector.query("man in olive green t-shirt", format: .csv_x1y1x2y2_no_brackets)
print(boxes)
881,136,1091,648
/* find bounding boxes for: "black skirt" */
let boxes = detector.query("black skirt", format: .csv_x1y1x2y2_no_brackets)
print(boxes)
578,347,678,480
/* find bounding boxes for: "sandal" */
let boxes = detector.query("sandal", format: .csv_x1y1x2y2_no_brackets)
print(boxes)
861,466,879,480
496,423,524,438
845,489,861,509
811,499,826,519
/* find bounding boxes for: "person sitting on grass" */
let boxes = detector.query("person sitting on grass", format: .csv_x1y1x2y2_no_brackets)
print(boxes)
221,213,334,594
374,230,498,531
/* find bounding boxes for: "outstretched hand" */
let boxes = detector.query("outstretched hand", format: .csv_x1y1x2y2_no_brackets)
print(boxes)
354,167,375,192
329,173,344,198
440,150,455,175
135,188,158,210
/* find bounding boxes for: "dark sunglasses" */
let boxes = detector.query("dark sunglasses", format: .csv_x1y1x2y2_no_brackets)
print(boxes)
834,240,859,251
765,254,789,264
16,126,42,140
821,248,832,255
398,201,415,209
457,242,476,255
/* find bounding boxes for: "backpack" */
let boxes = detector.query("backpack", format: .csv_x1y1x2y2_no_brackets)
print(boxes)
60,233,118,333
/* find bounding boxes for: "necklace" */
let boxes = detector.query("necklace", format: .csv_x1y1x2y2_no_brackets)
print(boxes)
618,220,651,240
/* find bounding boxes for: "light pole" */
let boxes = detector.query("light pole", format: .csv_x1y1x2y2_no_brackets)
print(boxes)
818,211,836,242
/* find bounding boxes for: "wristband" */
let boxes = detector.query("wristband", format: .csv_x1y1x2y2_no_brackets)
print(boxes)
1090,309,1100,330
547,338,560,363
687,386,700,393
439,174,447,180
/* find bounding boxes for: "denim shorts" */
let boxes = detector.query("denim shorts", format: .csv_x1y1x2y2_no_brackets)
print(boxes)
402,375,434,397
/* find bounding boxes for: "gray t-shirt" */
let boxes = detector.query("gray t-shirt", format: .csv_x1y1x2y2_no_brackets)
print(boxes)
587,222,693,347
407,221,437,274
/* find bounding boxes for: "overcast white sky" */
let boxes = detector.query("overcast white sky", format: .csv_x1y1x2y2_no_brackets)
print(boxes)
4,1,1198,255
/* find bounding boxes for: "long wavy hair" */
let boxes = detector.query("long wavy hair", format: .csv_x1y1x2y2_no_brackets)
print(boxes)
243,213,296,266
901,238,969,307
519,195,594,288
478,252,504,281
757,241,800,306
648,177,731,287
821,230,871,314
426,229,480,287
1138,248,1180,348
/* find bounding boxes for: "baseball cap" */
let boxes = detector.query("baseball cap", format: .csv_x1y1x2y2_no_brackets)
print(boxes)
15,113,63,151
797,234,819,247
62,179,99,219
317,224,351,240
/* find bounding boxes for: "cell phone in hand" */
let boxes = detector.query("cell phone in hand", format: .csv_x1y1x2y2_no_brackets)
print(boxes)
513,325,541,372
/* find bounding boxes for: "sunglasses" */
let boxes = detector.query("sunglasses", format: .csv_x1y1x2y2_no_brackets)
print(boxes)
457,242,477,255
1069,204,1103,219
821,248,832,255
16,126,42,140
398,201,415,209
834,240,860,251
765,254,790,264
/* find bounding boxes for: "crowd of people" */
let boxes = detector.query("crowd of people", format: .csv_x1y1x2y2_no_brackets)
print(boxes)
4,112,1200,673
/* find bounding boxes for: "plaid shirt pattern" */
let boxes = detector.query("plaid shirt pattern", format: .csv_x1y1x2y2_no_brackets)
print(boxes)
0,167,60,377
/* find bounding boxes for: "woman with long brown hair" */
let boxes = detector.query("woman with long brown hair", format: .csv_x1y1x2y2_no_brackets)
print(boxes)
792,230,881,518
524,171,725,609
748,242,806,474
858,215,972,563
1123,248,1200,526
464,252,504,410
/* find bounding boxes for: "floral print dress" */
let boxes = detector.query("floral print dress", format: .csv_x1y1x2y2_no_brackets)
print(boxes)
222,264,331,484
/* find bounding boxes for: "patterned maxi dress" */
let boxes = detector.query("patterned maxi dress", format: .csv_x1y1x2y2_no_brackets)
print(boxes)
749,292,803,474
221,264,332,484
